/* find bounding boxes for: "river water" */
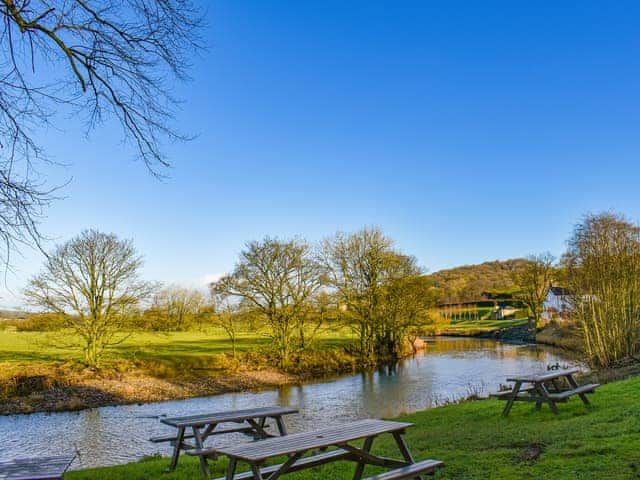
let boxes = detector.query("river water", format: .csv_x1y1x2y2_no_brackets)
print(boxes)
0,337,579,469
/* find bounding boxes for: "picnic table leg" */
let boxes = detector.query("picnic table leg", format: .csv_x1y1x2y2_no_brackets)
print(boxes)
250,464,265,480
246,418,273,439
352,436,375,480
225,458,237,480
168,426,186,471
201,422,217,443
274,415,288,436
392,432,423,480
536,383,560,414
192,426,211,479
566,374,591,406
392,432,415,464
502,381,522,416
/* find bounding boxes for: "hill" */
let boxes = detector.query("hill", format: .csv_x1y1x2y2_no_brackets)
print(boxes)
428,258,528,303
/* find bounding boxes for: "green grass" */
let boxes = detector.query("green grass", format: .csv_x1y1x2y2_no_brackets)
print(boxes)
68,374,640,479
0,327,357,366
442,318,528,334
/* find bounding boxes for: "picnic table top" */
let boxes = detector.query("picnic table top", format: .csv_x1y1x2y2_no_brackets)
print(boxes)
507,368,580,384
161,406,299,428
214,419,413,462
0,455,75,480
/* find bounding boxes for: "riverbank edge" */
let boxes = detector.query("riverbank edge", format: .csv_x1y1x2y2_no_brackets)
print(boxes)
0,359,356,416
0,342,428,416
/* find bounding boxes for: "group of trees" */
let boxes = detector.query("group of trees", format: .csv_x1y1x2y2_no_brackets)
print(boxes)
211,229,437,367
22,227,439,369
506,213,640,368
563,213,640,367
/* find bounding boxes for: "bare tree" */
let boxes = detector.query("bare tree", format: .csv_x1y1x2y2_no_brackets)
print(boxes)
208,293,243,358
152,284,204,330
0,0,203,263
211,237,321,368
23,229,153,368
510,253,555,329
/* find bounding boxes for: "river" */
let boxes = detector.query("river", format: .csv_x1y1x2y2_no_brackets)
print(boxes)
0,337,580,469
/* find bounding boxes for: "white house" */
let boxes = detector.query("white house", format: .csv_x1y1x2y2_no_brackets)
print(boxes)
542,286,573,321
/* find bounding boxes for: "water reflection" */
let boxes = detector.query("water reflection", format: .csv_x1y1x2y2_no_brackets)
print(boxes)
0,337,579,469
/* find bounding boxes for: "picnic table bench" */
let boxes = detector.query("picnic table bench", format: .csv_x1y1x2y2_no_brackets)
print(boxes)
207,419,443,480
152,406,298,475
0,455,75,480
491,368,599,416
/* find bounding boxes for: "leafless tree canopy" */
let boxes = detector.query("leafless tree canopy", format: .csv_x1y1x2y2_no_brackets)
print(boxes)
23,229,153,367
0,0,202,263
151,284,204,330
212,237,322,368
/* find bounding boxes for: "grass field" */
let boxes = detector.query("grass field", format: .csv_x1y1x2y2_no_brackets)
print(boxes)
0,326,357,369
0,326,361,412
68,374,640,479
441,318,528,335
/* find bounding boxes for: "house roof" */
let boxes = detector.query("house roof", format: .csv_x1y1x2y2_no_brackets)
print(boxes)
549,286,571,296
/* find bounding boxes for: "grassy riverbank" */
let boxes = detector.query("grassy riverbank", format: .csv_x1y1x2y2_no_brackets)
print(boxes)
0,327,360,414
68,373,640,479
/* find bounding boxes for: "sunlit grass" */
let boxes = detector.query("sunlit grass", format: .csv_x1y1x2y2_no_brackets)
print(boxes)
0,326,358,368
443,318,528,334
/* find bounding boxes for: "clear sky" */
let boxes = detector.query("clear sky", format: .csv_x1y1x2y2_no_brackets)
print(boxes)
3,0,640,308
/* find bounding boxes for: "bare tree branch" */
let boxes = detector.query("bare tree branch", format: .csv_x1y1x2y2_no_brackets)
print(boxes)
0,0,203,267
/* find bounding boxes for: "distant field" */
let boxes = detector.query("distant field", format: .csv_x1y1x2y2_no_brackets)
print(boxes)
437,304,528,335
0,316,530,369
441,318,528,335
0,326,358,371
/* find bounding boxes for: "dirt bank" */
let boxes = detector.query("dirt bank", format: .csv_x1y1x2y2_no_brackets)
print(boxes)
0,366,311,415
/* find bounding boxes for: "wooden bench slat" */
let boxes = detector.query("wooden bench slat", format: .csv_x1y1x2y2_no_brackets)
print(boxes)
490,387,536,398
0,455,75,480
364,459,444,480
549,383,599,401
151,424,263,443
161,406,298,428
211,449,352,480
215,419,413,462
507,368,580,383
150,432,196,443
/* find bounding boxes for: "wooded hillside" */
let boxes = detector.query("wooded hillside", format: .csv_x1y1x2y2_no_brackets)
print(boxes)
427,259,528,303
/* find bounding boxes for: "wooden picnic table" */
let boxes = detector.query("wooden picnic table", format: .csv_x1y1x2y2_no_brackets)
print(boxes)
211,419,444,480
153,406,298,476
492,368,599,416
0,455,75,480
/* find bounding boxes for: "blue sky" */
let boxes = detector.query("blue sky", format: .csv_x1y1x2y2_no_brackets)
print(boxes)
3,0,640,307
